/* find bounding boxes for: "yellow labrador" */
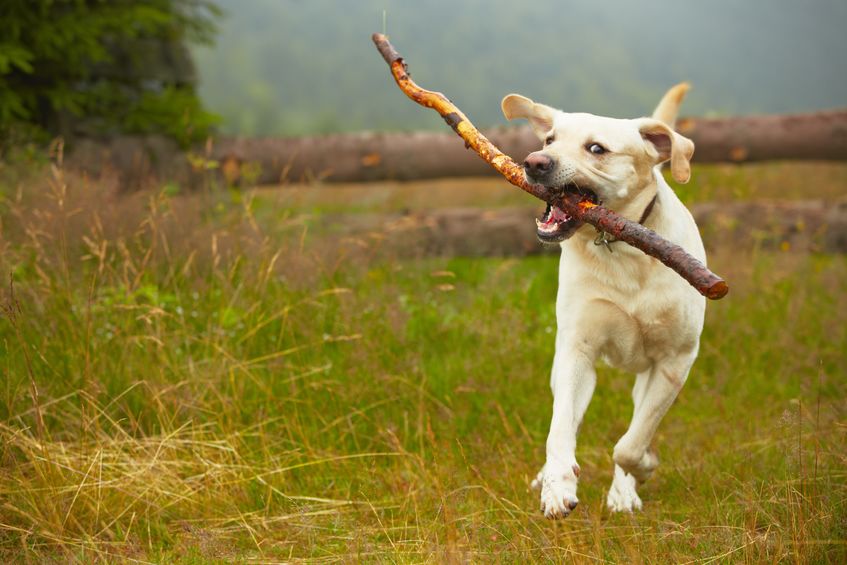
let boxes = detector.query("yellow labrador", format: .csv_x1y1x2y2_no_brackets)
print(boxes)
501,84,706,518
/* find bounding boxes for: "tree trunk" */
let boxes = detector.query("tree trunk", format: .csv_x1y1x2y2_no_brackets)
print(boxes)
335,200,847,258
213,109,847,185
677,110,847,162
66,109,847,189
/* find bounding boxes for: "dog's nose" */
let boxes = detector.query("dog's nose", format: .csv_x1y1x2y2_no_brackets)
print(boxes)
524,152,555,180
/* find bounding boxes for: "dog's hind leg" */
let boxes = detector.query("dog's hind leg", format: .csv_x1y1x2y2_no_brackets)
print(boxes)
606,369,651,512
537,347,596,519
608,352,695,511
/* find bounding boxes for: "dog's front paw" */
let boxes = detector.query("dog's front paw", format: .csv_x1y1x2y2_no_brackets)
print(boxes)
606,466,643,513
538,465,580,519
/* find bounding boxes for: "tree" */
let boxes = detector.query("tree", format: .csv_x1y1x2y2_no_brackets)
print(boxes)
0,0,221,147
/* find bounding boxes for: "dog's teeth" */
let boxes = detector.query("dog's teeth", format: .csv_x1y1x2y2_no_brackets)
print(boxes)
536,218,542,227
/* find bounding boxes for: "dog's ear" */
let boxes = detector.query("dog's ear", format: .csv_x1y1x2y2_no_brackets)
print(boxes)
651,82,690,128
637,118,695,183
501,94,556,139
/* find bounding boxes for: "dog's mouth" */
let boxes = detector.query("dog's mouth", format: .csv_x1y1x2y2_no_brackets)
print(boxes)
535,184,599,243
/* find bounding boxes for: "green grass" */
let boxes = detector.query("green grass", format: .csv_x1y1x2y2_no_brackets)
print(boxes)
0,162,845,563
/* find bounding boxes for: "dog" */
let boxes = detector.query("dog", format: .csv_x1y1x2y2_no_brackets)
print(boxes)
500,84,706,518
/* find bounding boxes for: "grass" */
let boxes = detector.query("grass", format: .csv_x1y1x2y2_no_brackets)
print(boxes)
0,156,845,563
246,161,847,216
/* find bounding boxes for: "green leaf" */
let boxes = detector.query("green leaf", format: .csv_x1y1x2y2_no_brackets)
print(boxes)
0,45,34,74
1,1,221,144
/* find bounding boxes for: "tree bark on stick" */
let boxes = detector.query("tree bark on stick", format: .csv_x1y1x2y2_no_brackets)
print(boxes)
371,32,728,300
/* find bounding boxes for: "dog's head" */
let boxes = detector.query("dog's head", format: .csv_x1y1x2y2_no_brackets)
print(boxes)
501,84,694,243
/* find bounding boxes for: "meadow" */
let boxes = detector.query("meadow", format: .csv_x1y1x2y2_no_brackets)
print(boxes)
0,154,845,563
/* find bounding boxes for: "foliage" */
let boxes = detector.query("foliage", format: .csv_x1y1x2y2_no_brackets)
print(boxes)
0,0,221,147
0,160,845,562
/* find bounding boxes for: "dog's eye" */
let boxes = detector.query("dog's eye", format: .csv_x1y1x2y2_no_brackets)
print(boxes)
545,135,555,146
587,143,606,155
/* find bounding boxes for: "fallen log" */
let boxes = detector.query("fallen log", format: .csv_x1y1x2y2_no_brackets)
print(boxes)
220,108,847,185
343,200,847,258
65,112,847,190
678,110,847,163
370,33,727,300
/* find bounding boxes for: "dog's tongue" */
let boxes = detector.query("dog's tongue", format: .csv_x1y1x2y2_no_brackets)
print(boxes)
548,206,571,223
538,205,571,226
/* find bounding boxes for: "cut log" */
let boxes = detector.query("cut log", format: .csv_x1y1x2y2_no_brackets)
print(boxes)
208,109,847,185
332,200,847,258
65,112,847,189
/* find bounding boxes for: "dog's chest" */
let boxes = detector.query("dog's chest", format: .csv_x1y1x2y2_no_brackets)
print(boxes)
561,238,702,356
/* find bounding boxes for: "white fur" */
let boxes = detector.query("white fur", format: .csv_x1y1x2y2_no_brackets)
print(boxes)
504,84,706,518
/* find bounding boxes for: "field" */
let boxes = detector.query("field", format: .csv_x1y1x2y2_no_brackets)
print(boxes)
1,156,845,563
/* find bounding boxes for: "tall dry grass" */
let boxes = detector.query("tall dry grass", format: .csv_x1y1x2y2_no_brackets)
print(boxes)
0,151,845,563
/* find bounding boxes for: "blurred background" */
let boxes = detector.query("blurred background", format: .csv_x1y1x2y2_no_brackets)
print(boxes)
1,2,845,563
194,0,847,135
4,0,847,142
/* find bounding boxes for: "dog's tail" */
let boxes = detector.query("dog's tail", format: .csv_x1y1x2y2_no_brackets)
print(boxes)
652,82,690,129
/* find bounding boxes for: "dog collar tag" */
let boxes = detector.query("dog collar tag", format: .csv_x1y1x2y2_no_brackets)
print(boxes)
594,231,615,253
592,193,658,253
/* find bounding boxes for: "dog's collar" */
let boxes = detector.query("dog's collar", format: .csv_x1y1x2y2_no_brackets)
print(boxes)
593,193,658,252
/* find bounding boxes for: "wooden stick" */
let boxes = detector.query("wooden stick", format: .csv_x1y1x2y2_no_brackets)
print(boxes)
372,33,728,300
